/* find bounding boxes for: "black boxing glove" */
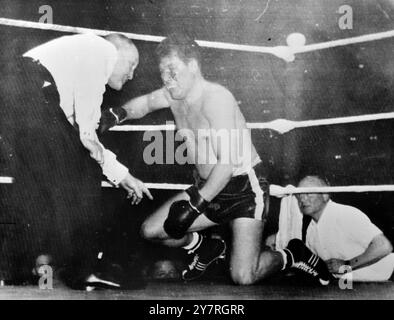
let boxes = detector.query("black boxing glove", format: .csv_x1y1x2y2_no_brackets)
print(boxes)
163,186,209,239
99,107,127,134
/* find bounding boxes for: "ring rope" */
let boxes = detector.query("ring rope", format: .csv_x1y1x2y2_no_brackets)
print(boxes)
2,18,394,62
91,181,394,196
2,177,393,196
0,177,13,184
269,184,394,197
293,29,394,54
2,18,391,133
1,19,394,196
102,181,394,197
111,111,394,134
101,181,190,190
111,124,176,132
101,181,394,197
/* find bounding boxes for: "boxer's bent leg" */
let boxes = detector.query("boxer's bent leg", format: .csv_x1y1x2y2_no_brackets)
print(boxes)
229,218,283,285
140,191,217,247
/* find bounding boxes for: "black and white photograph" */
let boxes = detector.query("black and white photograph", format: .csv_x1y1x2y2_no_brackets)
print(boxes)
0,0,393,305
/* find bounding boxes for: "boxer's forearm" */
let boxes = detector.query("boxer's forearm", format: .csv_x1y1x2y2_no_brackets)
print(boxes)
122,89,170,120
198,164,233,201
121,95,150,120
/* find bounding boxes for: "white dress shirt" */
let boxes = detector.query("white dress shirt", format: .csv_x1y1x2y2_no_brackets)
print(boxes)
24,34,128,184
306,200,394,281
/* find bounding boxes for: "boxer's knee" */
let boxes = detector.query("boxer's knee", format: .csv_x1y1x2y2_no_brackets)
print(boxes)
230,266,257,285
230,259,266,285
230,257,274,285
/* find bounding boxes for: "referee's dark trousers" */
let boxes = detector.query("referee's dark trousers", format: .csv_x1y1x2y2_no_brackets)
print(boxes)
0,57,104,285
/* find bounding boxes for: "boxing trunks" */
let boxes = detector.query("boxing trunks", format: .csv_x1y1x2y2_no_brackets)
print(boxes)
192,161,270,224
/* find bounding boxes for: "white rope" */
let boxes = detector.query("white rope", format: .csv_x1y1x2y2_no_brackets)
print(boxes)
1,177,393,196
2,18,394,62
111,124,176,132
102,181,394,197
111,111,394,134
101,181,190,190
269,185,394,197
248,111,394,134
2,18,391,133
0,177,13,184
0,18,292,61
1,19,393,194
0,17,164,42
292,29,394,54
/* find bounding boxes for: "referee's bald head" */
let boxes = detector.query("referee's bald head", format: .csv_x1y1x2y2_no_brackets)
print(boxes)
105,33,139,90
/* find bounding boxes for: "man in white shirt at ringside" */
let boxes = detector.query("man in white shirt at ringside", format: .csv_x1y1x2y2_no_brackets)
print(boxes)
297,175,394,282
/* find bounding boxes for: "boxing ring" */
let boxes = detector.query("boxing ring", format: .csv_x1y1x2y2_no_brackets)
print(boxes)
1,17,394,196
0,13,393,299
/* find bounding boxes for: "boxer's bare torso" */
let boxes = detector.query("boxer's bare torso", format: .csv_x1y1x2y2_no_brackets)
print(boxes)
166,80,259,179
122,52,260,194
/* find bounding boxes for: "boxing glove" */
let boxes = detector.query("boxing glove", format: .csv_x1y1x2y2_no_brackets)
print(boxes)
164,186,209,239
99,107,127,134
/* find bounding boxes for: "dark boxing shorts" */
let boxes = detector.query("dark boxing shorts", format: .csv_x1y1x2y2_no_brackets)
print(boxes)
192,161,270,225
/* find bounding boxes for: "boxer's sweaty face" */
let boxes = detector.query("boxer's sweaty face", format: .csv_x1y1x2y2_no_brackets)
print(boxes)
159,53,195,100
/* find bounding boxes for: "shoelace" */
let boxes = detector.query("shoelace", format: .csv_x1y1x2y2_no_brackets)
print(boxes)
293,261,318,277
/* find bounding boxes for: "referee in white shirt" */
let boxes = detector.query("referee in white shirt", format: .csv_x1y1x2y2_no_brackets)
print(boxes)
0,33,152,288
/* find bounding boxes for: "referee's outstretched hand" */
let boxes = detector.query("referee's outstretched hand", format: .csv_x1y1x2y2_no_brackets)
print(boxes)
119,173,153,205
